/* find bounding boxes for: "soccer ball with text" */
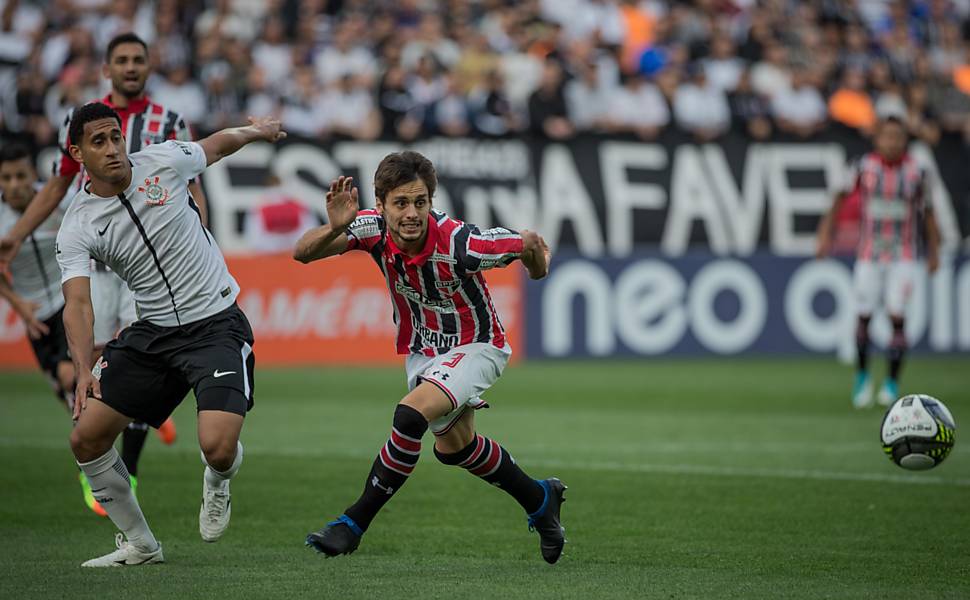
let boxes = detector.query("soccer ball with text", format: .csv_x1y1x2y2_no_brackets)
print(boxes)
880,394,956,471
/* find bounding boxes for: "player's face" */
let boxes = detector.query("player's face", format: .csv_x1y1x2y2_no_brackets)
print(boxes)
71,118,130,184
875,122,907,161
0,157,37,211
104,42,149,98
378,178,431,249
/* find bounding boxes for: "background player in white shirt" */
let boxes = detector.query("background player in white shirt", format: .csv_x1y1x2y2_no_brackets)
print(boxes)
57,102,285,567
817,116,941,408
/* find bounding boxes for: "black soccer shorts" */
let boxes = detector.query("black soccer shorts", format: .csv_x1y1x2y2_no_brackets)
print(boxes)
28,306,71,380
96,303,255,428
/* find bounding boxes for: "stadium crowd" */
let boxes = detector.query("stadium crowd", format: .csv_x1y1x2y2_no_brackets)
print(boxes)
1,0,970,146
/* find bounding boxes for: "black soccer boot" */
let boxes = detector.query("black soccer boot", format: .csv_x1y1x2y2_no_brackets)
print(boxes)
527,477,568,564
305,515,362,557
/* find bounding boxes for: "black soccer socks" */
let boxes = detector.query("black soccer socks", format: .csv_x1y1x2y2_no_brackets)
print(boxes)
121,422,150,477
344,404,428,532
888,316,906,380
435,433,545,514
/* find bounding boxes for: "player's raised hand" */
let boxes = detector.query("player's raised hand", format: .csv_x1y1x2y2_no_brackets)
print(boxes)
247,115,287,143
326,176,359,231
73,369,101,422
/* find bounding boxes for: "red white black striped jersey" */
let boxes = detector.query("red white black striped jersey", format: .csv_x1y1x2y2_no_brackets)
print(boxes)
343,208,524,356
54,94,192,191
840,152,929,263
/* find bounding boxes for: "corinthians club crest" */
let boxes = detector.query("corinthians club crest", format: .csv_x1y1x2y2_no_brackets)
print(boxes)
138,176,169,206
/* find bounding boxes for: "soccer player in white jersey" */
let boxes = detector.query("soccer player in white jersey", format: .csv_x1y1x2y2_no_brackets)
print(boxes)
0,145,76,413
0,33,202,501
817,116,940,408
57,102,285,567
294,151,568,564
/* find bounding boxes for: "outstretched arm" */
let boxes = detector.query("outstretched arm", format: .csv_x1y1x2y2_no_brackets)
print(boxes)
0,174,72,272
293,176,359,263
198,116,287,167
61,276,98,420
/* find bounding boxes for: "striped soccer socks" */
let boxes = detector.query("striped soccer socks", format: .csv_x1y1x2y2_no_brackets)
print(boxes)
344,404,427,532
435,434,545,514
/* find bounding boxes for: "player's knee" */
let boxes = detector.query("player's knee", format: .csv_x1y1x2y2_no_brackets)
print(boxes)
200,437,238,471
70,428,112,462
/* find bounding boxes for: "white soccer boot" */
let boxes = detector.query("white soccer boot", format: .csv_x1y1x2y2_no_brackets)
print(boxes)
199,473,231,542
852,371,874,409
81,533,163,567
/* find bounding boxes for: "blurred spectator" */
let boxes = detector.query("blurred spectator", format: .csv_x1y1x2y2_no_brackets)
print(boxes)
401,13,461,70
280,66,325,137
771,67,827,137
673,64,730,141
252,16,293,89
435,73,471,137
702,33,745,93
470,68,519,136
321,74,381,140
151,64,206,124
565,60,607,132
828,67,876,132
378,64,420,140
750,41,791,99
904,83,942,145
729,69,772,140
314,21,377,88
527,59,573,140
604,72,669,140
194,0,257,44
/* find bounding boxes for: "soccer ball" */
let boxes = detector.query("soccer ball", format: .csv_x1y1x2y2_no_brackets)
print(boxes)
880,394,956,471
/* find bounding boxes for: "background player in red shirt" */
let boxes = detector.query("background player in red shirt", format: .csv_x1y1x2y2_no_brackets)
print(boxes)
817,116,941,408
294,151,567,564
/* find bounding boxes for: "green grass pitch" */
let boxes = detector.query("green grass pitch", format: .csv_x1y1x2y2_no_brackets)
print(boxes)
1,357,968,599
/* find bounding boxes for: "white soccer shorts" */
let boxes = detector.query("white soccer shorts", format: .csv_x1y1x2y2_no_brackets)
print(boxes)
852,260,919,317
405,342,512,435
91,269,138,346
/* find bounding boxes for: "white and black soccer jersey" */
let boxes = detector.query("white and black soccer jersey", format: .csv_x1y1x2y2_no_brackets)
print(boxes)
0,184,65,320
57,141,239,327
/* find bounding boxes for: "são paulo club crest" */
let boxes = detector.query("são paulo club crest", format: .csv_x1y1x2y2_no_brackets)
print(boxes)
138,176,169,206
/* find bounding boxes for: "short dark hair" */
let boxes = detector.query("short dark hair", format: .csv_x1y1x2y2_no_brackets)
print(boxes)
106,32,148,62
374,151,437,202
69,102,122,145
0,143,32,166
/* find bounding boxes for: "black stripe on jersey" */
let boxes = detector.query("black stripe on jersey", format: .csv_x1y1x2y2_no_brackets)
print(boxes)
187,192,211,244
460,275,491,344
451,226,471,277
162,111,179,140
117,192,181,326
28,234,54,306
390,255,423,354
420,263,457,354
129,112,145,153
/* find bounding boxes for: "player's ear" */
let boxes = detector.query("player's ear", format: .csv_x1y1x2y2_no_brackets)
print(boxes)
101,61,110,80
68,143,83,164
375,197,385,215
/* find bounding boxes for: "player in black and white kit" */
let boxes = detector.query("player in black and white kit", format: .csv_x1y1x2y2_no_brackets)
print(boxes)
0,145,75,408
58,102,285,567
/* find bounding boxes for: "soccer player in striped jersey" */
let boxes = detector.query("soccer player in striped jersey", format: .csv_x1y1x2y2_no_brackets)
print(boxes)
817,116,940,408
295,151,567,564
0,33,203,503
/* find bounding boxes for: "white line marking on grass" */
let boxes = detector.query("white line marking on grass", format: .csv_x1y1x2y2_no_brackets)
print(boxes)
3,437,968,487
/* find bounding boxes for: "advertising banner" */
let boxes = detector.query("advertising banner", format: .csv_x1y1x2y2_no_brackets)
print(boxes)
526,253,970,358
0,254,524,370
